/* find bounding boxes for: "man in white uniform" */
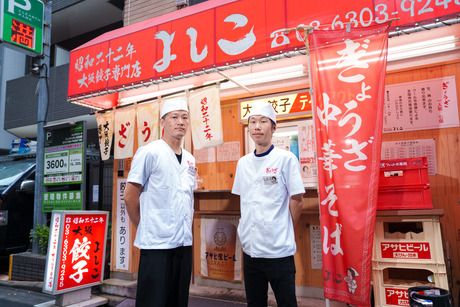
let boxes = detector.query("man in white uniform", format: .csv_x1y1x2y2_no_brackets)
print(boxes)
232,102,304,307
124,98,196,307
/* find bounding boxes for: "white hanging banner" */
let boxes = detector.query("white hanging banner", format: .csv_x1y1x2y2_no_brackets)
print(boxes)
136,101,160,147
189,85,223,149
95,112,114,161
114,107,136,159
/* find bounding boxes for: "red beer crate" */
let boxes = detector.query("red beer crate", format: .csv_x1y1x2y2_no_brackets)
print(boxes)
378,157,432,210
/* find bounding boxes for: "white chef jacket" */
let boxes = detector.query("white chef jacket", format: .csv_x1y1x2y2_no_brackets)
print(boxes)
232,146,304,258
127,139,196,249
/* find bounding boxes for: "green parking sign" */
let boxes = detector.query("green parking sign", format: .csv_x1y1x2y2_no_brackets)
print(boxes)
0,0,44,55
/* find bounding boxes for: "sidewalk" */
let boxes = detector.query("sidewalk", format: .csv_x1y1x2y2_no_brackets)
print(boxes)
0,275,327,307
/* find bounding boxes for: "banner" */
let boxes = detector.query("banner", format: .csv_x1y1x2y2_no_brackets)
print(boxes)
96,112,114,160
308,24,389,306
115,179,130,271
189,85,224,149
114,107,136,159
136,102,160,147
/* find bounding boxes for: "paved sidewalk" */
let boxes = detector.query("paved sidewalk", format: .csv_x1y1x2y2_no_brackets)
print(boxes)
0,276,328,307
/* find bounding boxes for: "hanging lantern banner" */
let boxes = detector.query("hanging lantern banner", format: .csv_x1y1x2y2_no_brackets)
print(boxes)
136,102,160,147
114,107,136,159
96,112,114,161
308,23,389,306
189,85,224,149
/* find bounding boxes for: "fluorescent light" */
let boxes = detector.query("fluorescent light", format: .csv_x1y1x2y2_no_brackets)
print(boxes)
220,64,306,90
387,35,457,61
118,84,192,104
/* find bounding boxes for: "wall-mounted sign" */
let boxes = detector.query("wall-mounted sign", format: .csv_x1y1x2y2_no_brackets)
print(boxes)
383,76,459,133
200,216,242,282
68,0,460,105
43,211,109,295
0,0,44,55
43,191,82,212
239,90,311,122
115,179,130,271
44,122,84,185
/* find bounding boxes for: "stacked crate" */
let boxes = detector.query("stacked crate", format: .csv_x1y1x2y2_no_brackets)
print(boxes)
372,215,449,306
373,157,448,306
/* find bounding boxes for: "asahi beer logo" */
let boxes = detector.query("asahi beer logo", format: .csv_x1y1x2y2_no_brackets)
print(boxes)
213,228,227,247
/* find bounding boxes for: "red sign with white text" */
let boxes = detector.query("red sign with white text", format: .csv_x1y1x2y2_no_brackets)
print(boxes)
385,288,410,306
309,24,389,305
43,211,108,294
380,242,432,259
68,0,459,103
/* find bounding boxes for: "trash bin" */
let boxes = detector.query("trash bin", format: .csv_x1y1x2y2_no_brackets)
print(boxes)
408,286,452,306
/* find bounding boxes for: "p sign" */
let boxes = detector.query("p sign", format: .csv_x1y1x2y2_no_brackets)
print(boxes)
0,0,44,55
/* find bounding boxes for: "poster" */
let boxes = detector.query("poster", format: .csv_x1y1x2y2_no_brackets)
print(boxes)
200,216,242,282
381,139,437,175
383,76,459,133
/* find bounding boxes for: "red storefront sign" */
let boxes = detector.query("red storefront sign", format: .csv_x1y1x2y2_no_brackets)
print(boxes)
308,24,389,305
380,242,431,259
43,211,109,294
385,288,410,306
68,0,459,106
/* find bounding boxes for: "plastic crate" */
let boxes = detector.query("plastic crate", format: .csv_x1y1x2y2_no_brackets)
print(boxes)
378,157,432,210
379,157,429,188
373,218,444,265
372,262,449,307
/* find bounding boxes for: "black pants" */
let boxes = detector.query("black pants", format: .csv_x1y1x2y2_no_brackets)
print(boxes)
136,246,192,307
243,253,297,307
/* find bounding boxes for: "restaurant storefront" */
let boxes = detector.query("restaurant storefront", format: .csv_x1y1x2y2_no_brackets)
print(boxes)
67,1,460,305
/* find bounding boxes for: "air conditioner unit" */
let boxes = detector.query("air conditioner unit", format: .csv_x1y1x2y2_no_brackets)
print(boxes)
176,0,189,6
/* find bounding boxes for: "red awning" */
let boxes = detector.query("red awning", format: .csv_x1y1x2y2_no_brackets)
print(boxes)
68,0,460,110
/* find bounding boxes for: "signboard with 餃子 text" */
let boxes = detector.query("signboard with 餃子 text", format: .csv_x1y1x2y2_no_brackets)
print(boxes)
43,211,109,294
0,0,44,55
239,90,312,122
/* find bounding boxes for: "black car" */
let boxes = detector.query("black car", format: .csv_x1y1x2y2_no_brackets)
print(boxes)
0,156,35,256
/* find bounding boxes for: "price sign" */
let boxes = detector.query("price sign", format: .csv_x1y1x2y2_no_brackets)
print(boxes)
43,122,84,186
44,151,69,175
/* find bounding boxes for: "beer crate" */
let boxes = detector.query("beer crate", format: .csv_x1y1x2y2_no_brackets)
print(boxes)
373,217,444,265
378,157,432,210
372,261,449,307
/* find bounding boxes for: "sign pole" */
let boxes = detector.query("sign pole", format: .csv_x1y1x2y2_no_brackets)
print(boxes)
32,0,51,253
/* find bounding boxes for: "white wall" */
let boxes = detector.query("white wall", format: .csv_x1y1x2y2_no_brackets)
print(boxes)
0,45,27,151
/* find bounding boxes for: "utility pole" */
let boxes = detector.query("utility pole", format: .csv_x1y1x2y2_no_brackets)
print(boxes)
32,0,52,254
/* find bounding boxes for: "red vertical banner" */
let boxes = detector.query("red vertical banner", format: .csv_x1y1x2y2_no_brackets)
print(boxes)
308,24,389,306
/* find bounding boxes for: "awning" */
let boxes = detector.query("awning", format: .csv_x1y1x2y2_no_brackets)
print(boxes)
67,0,460,110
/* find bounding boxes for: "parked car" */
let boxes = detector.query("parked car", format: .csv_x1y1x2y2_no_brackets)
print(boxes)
0,155,35,256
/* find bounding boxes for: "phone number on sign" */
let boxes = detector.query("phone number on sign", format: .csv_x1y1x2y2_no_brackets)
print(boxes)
302,1,459,31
